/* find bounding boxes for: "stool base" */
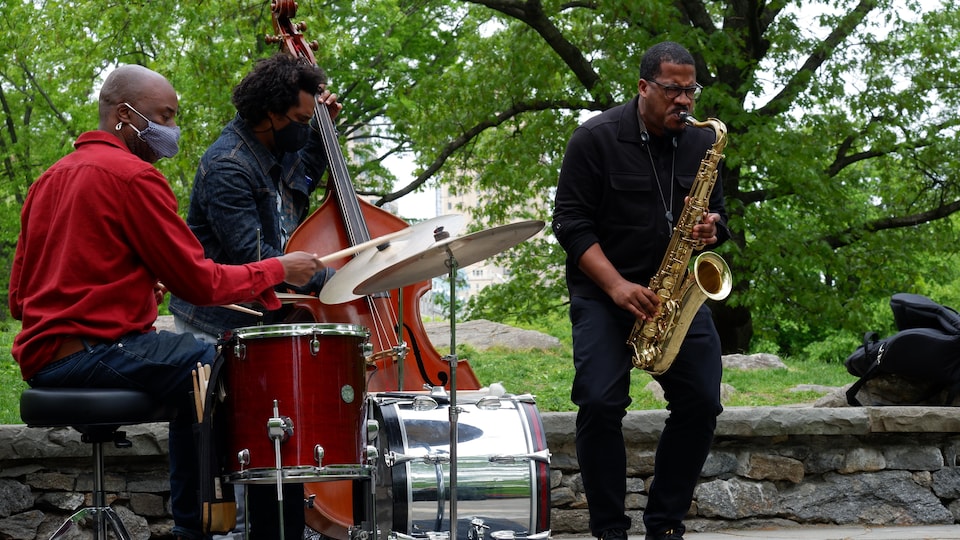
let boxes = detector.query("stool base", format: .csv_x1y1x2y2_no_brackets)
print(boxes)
50,505,130,540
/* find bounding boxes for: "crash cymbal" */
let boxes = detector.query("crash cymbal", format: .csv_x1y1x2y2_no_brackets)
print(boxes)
354,219,545,296
318,214,466,305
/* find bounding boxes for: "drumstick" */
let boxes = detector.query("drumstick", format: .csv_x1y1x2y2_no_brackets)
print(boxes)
216,229,411,314
197,362,208,405
203,364,212,399
222,303,264,316
191,369,204,423
315,227,413,265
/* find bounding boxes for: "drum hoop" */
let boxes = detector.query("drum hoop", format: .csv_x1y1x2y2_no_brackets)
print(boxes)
225,323,370,341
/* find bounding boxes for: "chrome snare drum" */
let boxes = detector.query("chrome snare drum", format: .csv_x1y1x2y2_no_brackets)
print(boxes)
372,391,551,539
220,323,371,483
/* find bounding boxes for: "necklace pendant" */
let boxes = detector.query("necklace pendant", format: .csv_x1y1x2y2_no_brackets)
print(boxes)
665,210,674,227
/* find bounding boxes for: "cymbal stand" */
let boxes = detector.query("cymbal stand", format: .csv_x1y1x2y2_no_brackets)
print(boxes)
441,243,461,540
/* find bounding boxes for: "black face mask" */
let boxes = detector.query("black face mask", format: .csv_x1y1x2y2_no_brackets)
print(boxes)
273,118,311,153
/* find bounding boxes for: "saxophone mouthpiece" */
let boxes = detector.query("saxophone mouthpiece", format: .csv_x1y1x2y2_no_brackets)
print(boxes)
679,111,697,125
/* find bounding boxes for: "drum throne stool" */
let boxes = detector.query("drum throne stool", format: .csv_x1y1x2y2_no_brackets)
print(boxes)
20,388,176,540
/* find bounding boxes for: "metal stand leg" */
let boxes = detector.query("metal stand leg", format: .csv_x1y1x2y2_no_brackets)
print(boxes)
50,441,132,540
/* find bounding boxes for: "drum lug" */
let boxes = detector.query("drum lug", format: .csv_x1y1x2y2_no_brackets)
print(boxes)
234,342,246,361
365,445,379,462
489,448,552,464
310,334,320,355
237,448,250,468
314,444,325,466
366,419,380,442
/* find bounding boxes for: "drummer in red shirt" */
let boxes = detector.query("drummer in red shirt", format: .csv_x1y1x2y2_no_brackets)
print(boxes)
8,64,325,540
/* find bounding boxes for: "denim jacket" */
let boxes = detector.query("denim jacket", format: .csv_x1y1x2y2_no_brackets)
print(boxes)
169,114,333,336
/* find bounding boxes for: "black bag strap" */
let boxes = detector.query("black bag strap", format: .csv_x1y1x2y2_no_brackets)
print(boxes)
845,332,884,406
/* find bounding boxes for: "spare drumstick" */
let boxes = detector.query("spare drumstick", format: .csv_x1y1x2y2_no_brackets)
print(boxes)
203,363,213,402
197,362,208,405
191,369,204,423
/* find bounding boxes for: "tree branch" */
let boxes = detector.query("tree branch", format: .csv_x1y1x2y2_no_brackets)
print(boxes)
461,0,614,105
377,97,594,205
757,0,879,119
823,198,960,249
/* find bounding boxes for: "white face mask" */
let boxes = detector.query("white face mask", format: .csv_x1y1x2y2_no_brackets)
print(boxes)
122,102,181,158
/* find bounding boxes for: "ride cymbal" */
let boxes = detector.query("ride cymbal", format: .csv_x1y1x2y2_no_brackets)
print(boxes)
354,219,545,296
318,214,466,304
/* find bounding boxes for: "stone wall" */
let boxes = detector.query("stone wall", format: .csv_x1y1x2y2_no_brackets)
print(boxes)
2,406,960,539
547,406,960,536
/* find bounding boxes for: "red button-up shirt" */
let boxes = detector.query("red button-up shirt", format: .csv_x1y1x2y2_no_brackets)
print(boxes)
9,131,285,379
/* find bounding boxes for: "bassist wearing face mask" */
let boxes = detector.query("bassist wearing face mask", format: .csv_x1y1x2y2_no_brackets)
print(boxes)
168,53,342,540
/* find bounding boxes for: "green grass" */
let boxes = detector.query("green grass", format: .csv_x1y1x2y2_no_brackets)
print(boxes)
0,319,29,424
464,343,852,412
0,316,855,424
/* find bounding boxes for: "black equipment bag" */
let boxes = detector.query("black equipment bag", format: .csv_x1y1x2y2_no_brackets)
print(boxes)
196,351,237,534
844,294,960,406
890,293,960,335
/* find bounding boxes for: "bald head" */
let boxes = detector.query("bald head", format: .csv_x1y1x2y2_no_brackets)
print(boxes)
97,65,180,162
98,65,177,129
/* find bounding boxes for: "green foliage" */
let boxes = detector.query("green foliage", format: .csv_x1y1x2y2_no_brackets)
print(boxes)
0,320,26,423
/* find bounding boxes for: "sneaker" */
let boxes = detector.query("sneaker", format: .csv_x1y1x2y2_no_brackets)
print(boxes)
645,527,684,540
599,528,628,540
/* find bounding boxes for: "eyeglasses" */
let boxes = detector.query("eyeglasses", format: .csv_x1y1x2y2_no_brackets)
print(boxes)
645,79,702,100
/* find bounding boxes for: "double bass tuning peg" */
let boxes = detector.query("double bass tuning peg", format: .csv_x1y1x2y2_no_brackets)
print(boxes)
265,33,319,50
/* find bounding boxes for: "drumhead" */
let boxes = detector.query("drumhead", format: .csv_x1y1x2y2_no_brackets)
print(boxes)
223,322,370,341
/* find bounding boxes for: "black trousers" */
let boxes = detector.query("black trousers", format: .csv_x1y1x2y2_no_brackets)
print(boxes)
569,296,722,537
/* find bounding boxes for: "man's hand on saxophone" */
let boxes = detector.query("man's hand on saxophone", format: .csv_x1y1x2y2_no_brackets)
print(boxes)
577,243,662,321
691,210,723,246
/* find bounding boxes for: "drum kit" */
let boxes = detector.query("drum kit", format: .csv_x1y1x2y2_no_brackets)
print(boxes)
214,217,552,540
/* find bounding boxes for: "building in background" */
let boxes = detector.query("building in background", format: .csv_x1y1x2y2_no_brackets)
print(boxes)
400,184,510,319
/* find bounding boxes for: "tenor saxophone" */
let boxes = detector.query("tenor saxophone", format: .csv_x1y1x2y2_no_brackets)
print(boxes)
626,113,733,375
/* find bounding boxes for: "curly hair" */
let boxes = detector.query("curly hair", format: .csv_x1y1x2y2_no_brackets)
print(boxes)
639,41,695,81
232,54,328,124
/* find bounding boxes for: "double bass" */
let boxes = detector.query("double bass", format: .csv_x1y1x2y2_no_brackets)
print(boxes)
266,2,481,537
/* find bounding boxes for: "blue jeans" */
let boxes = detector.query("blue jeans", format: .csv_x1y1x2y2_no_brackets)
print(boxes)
29,330,215,540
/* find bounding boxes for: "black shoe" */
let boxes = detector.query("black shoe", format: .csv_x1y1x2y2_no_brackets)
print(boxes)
599,528,628,540
645,527,684,540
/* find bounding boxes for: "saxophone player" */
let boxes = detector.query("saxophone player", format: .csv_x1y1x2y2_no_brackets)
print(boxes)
552,41,731,540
